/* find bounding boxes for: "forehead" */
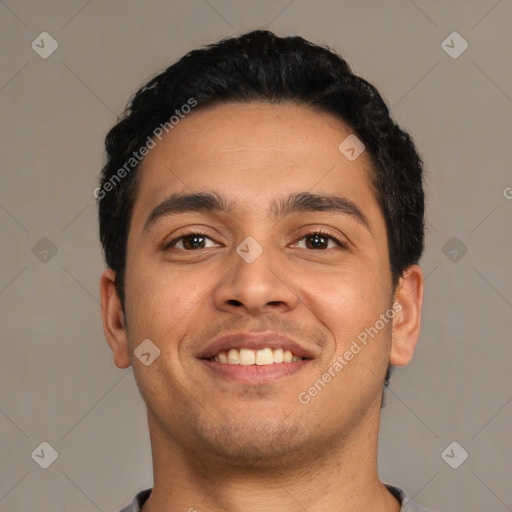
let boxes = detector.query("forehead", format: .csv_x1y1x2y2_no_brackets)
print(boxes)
144,101,369,171
130,102,384,234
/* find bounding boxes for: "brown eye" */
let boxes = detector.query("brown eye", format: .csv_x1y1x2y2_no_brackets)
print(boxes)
166,232,217,251
295,232,344,250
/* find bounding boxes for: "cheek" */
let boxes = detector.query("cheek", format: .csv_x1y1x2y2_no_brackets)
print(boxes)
296,269,393,377
300,263,389,325
123,256,210,341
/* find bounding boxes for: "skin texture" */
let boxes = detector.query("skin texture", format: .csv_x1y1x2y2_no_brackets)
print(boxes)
100,102,424,512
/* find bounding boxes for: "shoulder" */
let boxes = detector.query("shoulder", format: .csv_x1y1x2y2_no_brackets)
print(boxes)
384,483,438,512
117,488,152,512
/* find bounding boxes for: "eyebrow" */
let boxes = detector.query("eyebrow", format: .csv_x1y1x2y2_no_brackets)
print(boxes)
143,191,371,233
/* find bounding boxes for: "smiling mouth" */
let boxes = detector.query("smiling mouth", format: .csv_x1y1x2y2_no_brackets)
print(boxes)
207,347,309,365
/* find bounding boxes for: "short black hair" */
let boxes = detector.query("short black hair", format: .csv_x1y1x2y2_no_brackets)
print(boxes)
98,29,425,313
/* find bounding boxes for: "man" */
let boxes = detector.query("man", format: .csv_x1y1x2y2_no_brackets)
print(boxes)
98,30,432,511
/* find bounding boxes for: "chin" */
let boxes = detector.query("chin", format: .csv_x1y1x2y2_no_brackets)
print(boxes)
194,417,317,470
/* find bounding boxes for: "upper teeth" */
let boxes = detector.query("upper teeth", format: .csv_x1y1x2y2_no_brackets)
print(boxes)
213,348,303,365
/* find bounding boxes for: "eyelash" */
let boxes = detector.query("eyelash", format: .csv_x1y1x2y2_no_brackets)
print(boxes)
164,228,346,251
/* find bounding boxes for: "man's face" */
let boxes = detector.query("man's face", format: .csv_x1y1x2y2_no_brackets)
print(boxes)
121,102,396,466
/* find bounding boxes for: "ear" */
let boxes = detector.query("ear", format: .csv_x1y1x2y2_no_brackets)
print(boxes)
100,268,131,369
390,264,424,366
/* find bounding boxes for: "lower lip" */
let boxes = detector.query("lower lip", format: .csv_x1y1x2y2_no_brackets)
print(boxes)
199,359,311,384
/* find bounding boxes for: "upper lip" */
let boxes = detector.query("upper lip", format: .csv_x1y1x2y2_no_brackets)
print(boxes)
198,332,316,360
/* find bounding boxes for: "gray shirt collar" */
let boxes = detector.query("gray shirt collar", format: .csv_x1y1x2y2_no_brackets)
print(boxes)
119,485,434,512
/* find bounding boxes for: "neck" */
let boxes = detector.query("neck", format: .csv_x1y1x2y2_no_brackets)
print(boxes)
141,403,400,512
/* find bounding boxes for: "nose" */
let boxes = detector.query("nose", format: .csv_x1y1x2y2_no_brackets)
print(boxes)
211,239,300,316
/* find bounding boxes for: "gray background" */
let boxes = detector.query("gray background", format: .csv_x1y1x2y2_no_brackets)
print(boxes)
1,1,511,511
